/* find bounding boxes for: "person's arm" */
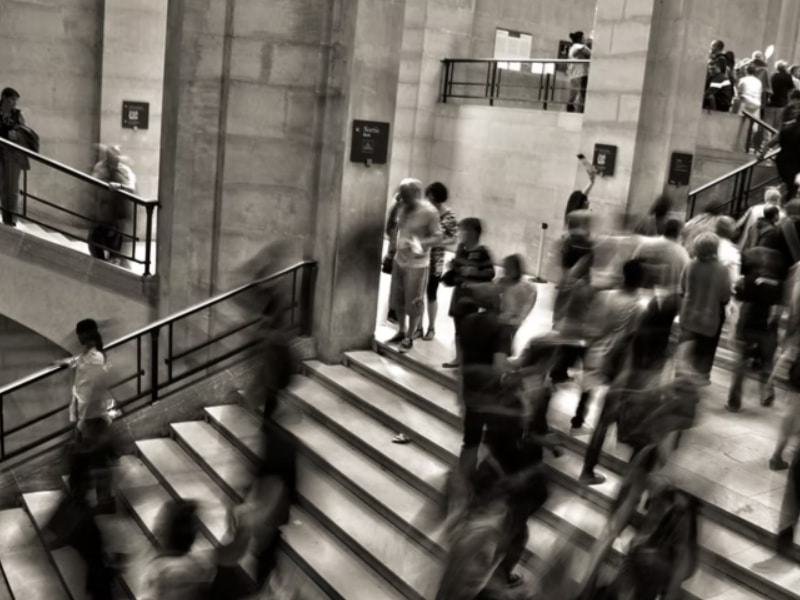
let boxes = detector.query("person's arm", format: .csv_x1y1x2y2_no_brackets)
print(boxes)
418,210,443,250
582,171,596,196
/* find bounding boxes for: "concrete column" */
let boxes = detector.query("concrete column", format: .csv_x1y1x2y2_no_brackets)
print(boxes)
578,0,733,220
99,0,167,203
312,0,406,360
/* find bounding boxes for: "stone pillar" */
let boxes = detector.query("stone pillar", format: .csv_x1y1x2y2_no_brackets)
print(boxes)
578,0,728,221
312,0,406,360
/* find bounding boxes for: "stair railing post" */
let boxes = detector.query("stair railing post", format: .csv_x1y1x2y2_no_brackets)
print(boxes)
144,203,155,276
0,394,5,460
150,328,160,405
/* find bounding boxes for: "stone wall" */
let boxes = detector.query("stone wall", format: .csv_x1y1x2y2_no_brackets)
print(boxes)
431,104,583,280
0,0,103,224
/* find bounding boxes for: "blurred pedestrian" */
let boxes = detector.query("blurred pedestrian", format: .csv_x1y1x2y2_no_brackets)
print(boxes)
90,145,136,264
633,195,672,237
0,87,37,227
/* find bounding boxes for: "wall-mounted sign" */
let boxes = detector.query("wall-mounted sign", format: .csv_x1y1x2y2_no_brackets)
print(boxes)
668,152,694,187
592,144,617,177
122,101,149,130
350,120,390,165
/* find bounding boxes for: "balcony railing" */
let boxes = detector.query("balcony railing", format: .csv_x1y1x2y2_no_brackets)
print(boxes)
0,260,317,462
687,111,781,219
440,58,590,109
0,137,159,275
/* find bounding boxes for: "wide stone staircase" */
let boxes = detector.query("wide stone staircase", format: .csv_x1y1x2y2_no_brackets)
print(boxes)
0,344,796,599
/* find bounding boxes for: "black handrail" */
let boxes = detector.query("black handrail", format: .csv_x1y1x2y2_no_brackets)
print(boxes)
0,137,154,206
0,136,159,275
687,112,783,219
0,259,317,461
441,57,590,109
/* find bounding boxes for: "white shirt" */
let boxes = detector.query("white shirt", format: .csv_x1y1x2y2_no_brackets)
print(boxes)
718,238,741,285
737,75,762,108
69,349,110,423
567,44,590,79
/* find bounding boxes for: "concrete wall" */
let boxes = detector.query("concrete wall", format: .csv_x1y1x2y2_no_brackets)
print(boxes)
0,0,103,224
99,0,167,203
471,0,597,58
431,104,583,279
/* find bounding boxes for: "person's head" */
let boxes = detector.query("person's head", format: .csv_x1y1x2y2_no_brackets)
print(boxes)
566,191,589,216
753,50,766,63
663,217,684,241
785,199,800,219
0,88,19,113
622,259,644,290
693,232,720,261
502,254,524,282
425,181,449,207
75,319,103,352
715,215,737,241
710,40,724,55
458,217,483,246
398,178,423,207
569,31,585,44
764,205,780,223
104,145,122,170
765,186,782,205
650,194,673,218
156,499,199,555
745,63,758,76
776,60,789,73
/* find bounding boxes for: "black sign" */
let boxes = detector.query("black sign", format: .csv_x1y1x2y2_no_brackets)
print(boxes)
668,152,694,186
557,40,572,71
350,120,390,165
592,144,617,177
122,101,149,130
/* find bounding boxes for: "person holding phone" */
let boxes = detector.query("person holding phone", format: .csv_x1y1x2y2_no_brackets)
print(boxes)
564,153,596,224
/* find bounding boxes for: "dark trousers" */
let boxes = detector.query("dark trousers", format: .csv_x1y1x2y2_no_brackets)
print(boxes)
582,393,617,476
73,419,115,508
0,156,20,225
680,316,725,379
728,319,777,409
550,345,585,382
777,447,800,555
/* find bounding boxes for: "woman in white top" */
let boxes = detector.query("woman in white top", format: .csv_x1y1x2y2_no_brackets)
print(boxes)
64,319,114,433
566,31,591,113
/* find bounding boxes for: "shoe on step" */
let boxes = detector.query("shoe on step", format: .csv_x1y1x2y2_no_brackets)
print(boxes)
579,472,606,486
392,433,411,444
399,338,413,354
423,328,436,341
770,456,789,471
386,332,405,345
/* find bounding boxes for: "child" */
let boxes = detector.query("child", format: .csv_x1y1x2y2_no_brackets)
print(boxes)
442,218,495,368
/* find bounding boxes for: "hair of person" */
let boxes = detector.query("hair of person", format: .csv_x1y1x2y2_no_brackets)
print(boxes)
765,186,782,204
663,217,684,240
0,88,19,100
159,499,199,555
704,200,727,216
776,60,789,73
458,217,483,237
565,190,589,215
764,205,780,221
569,31,584,43
753,51,765,62
693,232,720,261
785,199,800,218
75,319,104,352
650,194,673,218
746,63,757,75
622,258,644,289
711,40,724,52
425,181,449,204
398,178,423,202
715,215,737,240
503,254,525,282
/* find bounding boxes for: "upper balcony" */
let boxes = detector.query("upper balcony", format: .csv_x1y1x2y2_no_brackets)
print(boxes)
440,58,591,111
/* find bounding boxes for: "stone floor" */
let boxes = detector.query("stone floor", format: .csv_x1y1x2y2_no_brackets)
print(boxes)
375,272,797,543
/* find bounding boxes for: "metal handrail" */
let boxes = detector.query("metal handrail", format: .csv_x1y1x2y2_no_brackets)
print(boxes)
741,109,779,135
441,58,591,65
688,148,780,197
0,260,315,397
0,136,156,207
0,259,317,461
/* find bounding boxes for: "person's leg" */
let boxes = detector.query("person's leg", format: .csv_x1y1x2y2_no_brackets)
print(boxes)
576,76,589,113
386,265,407,343
759,322,778,406
771,394,800,470
777,447,800,555
727,338,748,411
424,274,440,340
5,162,19,226
581,391,614,484
400,266,427,353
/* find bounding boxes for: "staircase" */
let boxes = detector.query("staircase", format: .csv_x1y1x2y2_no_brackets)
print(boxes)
0,339,795,598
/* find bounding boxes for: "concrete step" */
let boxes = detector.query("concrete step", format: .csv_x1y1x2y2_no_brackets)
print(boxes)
0,507,69,600
22,489,147,599
134,438,235,545
353,350,780,599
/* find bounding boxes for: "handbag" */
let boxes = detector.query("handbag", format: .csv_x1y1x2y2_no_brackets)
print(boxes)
381,255,393,274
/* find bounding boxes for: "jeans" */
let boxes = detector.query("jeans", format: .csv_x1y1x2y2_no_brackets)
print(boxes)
0,155,20,225
728,320,777,409
778,447,800,555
